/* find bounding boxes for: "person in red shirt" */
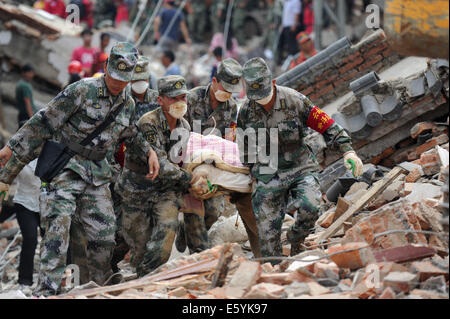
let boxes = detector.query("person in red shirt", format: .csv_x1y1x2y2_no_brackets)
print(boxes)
79,0,94,29
302,0,314,34
43,0,66,18
289,31,317,70
71,28,99,77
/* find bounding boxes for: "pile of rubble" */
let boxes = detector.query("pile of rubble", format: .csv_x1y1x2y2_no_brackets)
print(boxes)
41,125,447,300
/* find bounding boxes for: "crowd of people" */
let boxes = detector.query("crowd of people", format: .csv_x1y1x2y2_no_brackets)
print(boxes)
22,0,330,67
0,37,364,296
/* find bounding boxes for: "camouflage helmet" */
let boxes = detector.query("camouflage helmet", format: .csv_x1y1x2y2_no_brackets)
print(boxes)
243,57,273,100
158,75,188,97
216,58,243,93
106,42,138,82
132,55,151,81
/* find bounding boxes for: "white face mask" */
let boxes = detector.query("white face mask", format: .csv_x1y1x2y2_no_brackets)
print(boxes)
256,86,274,105
131,81,149,94
168,101,187,119
214,89,232,102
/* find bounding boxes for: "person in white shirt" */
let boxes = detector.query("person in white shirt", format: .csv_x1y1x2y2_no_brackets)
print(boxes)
0,159,41,289
278,0,302,64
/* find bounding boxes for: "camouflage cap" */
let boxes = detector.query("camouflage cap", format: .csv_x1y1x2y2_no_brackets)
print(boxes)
107,42,138,82
216,58,243,93
158,75,188,97
132,55,151,81
243,57,272,100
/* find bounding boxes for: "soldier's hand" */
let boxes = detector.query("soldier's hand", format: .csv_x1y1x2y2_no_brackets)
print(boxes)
0,146,13,169
344,151,364,177
146,149,160,181
0,182,10,205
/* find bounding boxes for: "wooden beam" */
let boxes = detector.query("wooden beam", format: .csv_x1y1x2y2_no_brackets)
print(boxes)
317,166,406,243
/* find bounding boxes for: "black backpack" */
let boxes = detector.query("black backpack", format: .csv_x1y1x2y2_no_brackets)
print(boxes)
69,0,86,19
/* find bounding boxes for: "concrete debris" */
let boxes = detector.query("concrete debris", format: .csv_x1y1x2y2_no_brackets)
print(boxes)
207,214,249,246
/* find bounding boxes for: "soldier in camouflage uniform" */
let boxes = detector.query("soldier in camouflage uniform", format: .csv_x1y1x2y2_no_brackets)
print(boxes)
184,58,261,257
0,43,160,296
110,56,160,273
122,75,195,277
112,56,161,270
237,58,363,260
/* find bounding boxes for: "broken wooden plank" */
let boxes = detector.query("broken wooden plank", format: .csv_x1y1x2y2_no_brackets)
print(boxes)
210,244,234,288
61,257,218,298
317,166,406,243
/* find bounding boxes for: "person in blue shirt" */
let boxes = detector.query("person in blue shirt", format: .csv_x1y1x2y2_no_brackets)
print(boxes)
154,0,191,51
161,50,182,76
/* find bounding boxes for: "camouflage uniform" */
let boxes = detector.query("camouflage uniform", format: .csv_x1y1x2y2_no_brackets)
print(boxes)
113,56,160,269
129,76,194,276
188,0,208,43
185,59,261,257
237,58,354,260
0,43,150,295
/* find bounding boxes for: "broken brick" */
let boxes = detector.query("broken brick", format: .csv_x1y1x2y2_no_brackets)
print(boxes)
379,287,396,299
383,271,419,293
243,283,285,299
405,168,422,183
319,210,336,228
228,261,261,290
328,242,375,270
306,282,331,296
411,261,449,282
373,245,435,264
168,287,188,298
416,138,437,156
410,122,437,139
313,262,340,280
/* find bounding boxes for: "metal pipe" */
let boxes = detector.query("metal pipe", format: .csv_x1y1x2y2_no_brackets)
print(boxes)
222,0,235,60
154,0,188,50
135,0,164,47
126,0,148,42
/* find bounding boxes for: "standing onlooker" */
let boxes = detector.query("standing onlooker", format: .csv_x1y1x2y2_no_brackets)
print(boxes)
161,50,182,76
278,0,302,64
43,0,67,19
91,33,110,75
0,159,42,294
289,32,317,69
71,29,99,78
302,0,314,34
154,0,191,51
15,64,36,127
115,0,130,25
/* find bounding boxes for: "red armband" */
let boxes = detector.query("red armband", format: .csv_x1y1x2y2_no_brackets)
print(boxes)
306,106,335,134
115,142,126,168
